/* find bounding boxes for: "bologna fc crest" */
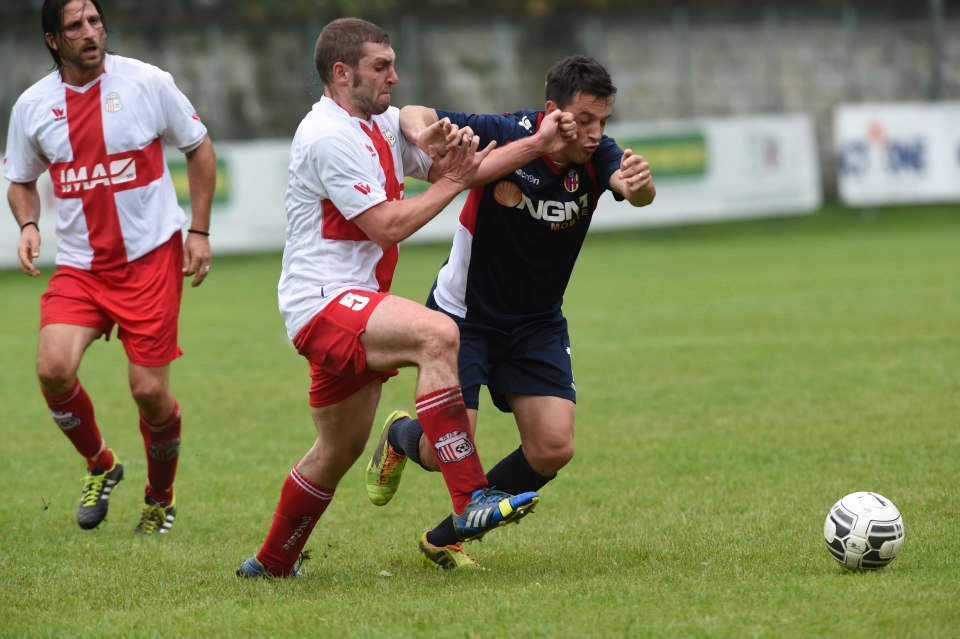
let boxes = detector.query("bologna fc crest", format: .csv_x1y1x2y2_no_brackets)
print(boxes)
105,92,122,113
564,169,579,193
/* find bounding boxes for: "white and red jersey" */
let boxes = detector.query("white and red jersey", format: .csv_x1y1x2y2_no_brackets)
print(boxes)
278,96,431,340
3,54,207,271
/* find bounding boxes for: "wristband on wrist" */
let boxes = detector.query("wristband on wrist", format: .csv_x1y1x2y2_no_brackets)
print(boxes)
187,228,210,237
19,221,39,233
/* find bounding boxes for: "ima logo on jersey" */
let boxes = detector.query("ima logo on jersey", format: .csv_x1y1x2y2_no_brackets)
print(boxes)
57,159,137,194
493,180,590,230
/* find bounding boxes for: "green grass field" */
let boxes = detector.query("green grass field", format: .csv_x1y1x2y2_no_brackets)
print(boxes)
1,204,958,638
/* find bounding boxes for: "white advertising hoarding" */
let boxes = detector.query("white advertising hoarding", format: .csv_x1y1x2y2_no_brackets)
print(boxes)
408,112,822,241
1,113,822,269
835,101,960,206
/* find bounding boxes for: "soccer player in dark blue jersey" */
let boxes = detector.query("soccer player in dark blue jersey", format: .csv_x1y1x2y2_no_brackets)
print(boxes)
364,55,655,568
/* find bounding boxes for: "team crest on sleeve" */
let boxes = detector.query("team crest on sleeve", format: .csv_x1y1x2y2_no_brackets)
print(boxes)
104,92,122,113
564,170,579,193
378,123,397,146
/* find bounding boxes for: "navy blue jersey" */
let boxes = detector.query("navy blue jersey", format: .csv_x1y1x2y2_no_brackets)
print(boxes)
430,108,623,326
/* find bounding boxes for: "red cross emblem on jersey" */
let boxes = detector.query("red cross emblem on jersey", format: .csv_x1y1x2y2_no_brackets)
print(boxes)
47,84,166,270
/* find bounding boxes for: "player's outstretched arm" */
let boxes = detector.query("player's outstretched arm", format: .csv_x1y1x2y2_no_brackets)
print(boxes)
182,135,216,287
610,149,656,207
399,105,442,150
469,109,576,186
8,180,42,277
401,106,576,187
352,135,495,247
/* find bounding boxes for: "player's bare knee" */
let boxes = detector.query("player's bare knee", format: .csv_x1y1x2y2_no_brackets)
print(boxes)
420,314,460,362
129,377,167,410
36,358,76,395
529,440,574,476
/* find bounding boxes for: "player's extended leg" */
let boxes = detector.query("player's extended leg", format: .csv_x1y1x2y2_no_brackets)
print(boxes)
418,395,572,565
37,323,124,530
362,296,538,540
238,382,382,578
128,363,180,534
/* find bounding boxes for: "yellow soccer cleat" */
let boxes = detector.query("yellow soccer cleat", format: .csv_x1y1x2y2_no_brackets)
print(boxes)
365,410,410,506
418,531,481,570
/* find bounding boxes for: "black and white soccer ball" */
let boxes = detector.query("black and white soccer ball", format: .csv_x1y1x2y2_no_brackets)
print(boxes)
823,492,904,570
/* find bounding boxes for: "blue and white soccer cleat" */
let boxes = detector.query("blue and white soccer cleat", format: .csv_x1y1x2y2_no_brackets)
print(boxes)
453,488,539,542
235,553,307,579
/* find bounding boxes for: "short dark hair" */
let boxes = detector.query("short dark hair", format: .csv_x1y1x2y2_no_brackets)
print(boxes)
314,18,391,86
42,0,108,69
545,55,617,108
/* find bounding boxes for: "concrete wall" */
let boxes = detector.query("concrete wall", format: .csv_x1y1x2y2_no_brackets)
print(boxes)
2,5,957,195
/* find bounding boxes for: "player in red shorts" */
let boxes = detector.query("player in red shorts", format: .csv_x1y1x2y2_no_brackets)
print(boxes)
3,0,216,534
236,18,575,578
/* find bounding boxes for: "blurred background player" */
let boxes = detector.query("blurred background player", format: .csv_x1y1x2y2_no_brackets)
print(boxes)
366,55,655,568
235,17,552,579
3,0,216,534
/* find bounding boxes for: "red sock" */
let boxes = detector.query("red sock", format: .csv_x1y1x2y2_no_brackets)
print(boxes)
257,467,333,576
43,380,112,471
416,386,487,513
140,402,181,504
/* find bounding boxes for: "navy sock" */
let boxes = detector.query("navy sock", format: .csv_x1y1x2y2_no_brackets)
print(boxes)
486,445,556,494
427,446,555,546
388,417,426,468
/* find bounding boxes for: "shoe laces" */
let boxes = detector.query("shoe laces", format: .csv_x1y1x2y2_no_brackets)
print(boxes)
443,543,479,568
293,550,311,575
80,472,107,507
379,446,404,482
472,488,507,508
137,503,166,533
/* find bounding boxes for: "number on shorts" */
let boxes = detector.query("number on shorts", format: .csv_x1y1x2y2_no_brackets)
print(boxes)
339,293,370,311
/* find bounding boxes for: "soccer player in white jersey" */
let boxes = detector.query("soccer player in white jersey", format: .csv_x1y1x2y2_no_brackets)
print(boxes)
4,0,216,535
235,17,576,578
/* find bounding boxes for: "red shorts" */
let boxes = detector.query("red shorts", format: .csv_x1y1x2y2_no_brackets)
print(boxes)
293,289,398,408
40,233,184,367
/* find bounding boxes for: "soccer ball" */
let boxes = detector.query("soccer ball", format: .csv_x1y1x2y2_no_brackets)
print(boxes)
823,491,904,570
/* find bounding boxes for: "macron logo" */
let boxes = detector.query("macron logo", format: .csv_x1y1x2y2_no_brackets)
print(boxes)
518,116,533,132
52,107,66,122
353,183,372,195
